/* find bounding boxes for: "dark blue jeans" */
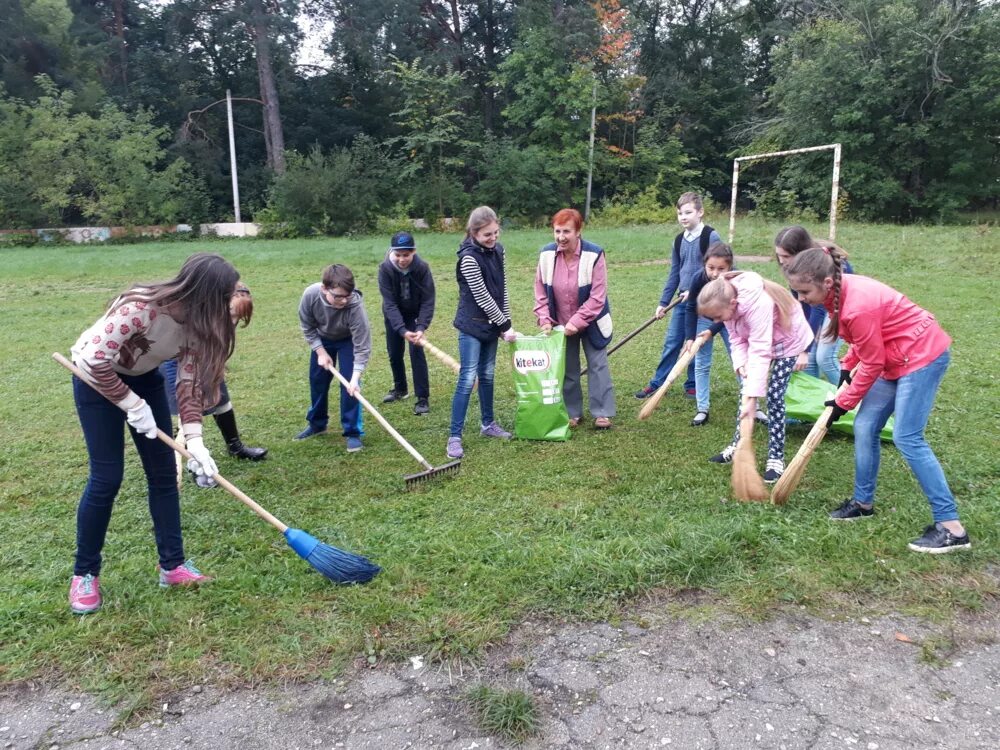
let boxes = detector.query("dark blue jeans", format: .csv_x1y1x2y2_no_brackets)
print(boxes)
306,337,364,437
73,369,184,576
649,303,695,391
384,316,429,399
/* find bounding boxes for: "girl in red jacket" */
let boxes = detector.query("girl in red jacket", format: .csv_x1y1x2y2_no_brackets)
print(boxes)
785,246,970,553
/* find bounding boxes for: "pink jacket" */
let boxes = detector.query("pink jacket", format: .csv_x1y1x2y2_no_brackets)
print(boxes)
830,275,951,410
725,272,814,398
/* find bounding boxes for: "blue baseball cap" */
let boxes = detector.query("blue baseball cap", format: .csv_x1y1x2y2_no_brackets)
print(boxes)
390,231,416,251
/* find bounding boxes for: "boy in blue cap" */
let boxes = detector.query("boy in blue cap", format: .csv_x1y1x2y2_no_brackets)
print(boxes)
378,231,436,414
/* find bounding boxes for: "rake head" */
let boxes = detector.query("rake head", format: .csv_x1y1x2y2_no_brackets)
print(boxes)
404,460,461,489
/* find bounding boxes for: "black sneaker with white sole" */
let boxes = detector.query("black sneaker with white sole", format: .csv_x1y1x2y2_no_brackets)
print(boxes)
709,445,735,464
763,459,784,484
907,523,971,554
828,498,874,520
690,411,709,427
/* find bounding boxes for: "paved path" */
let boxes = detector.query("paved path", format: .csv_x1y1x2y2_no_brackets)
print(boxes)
2,605,998,749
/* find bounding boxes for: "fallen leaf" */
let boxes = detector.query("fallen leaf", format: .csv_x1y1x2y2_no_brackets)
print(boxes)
894,632,915,644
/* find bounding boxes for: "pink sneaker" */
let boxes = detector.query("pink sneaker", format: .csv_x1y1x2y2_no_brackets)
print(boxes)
158,560,212,587
69,574,101,614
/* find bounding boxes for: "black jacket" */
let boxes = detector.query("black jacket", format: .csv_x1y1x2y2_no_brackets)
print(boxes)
378,253,436,335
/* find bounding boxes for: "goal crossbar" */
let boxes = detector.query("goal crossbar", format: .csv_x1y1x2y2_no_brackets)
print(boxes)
728,143,842,244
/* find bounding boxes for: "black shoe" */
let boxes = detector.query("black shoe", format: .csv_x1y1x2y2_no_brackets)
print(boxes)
690,411,709,427
709,446,735,464
414,398,430,415
634,386,656,399
382,389,409,403
829,499,874,520
227,439,268,461
763,459,784,484
907,523,971,554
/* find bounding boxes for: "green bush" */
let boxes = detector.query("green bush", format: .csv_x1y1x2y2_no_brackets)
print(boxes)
266,136,403,235
591,185,675,226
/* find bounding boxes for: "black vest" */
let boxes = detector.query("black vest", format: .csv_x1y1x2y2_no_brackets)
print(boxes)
453,238,507,341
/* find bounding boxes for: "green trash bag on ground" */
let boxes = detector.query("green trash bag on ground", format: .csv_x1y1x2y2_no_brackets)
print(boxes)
784,371,894,441
510,330,570,441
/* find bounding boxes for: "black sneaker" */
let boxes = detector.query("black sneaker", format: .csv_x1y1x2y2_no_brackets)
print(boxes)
383,389,409,403
709,445,735,464
690,411,709,427
829,499,874,520
763,459,784,484
907,523,971,554
414,398,430,415
634,385,656,399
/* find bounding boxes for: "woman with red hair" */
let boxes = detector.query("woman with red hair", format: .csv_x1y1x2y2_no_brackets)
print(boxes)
533,208,616,429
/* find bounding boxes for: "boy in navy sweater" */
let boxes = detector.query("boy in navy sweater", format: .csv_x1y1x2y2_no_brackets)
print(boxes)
378,231,436,414
636,192,722,399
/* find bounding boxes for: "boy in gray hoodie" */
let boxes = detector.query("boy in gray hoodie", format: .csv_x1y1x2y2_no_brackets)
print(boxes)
296,264,372,452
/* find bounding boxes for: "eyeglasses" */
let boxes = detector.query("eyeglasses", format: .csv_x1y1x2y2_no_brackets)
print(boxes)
325,289,350,301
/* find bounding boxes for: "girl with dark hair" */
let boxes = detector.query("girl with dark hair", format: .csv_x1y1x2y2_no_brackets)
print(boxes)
68,253,241,614
784,247,970,553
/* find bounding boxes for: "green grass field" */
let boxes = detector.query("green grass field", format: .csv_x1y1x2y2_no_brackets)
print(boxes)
1,218,998,711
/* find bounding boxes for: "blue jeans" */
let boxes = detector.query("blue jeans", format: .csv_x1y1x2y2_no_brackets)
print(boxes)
694,317,732,412
73,369,184,576
306,337,364,437
449,332,498,436
160,359,229,416
805,312,843,384
649,303,695,391
852,350,957,522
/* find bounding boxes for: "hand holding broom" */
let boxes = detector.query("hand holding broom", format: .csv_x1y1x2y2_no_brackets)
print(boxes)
732,395,769,502
637,332,709,420
770,367,858,505
53,353,381,585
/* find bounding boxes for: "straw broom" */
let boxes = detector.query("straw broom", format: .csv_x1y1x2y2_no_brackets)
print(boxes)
770,369,857,505
637,335,707,420
731,397,769,502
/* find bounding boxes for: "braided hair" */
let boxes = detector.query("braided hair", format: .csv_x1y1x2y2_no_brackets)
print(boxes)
783,245,849,342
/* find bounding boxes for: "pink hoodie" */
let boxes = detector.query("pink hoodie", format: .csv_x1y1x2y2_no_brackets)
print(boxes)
725,272,814,398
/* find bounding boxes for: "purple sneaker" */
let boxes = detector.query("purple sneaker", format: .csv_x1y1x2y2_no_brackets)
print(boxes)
480,421,511,439
446,437,464,459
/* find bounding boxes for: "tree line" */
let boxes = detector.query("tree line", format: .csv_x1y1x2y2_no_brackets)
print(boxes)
1,0,996,232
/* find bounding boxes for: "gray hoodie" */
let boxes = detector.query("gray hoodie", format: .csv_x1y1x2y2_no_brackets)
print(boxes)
298,283,372,378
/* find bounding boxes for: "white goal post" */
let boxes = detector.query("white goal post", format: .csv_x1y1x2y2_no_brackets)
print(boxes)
728,143,842,244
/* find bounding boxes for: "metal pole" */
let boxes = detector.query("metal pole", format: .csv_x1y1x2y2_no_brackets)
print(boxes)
728,160,740,244
584,78,597,223
830,143,842,240
226,89,241,224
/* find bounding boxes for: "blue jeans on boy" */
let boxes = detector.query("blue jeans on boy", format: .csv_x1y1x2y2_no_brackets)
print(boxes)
852,350,957,522
694,317,732,413
306,336,364,437
649,303,695,392
449,332,498,436
73,369,184,576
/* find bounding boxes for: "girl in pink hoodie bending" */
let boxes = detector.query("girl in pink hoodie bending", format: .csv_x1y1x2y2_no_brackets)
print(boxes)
697,271,813,482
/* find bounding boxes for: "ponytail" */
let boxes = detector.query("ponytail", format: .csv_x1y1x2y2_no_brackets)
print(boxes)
760,278,798,332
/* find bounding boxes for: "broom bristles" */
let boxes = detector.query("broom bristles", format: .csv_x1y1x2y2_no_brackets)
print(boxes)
770,414,832,505
284,527,381,585
637,339,704,421
731,413,769,502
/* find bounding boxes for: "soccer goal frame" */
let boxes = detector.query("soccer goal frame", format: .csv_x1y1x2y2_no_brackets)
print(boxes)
727,143,842,244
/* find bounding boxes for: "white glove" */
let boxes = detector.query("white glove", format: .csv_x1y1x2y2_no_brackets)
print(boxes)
185,436,218,479
348,373,361,397
502,329,520,343
126,401,158,439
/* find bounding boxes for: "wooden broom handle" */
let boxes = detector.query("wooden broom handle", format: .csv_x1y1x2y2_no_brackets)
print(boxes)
418,337,461,374
52,352,288,533
323,363,433,470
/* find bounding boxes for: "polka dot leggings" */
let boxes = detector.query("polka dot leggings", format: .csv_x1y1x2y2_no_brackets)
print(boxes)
728,356,797,462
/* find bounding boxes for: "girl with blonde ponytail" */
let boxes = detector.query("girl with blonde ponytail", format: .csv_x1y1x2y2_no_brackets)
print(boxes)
784,248,970,553
697,271,814,482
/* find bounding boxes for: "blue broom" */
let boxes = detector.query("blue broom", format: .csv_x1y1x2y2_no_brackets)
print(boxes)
54,353,381,585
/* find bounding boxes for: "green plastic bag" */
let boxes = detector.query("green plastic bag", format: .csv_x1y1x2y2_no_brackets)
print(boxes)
510,330,570,441
784,371,893,441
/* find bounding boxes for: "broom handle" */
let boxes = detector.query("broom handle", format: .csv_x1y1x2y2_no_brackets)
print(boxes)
323,363,434,471
637,334,706,420
581,296,683,376
53,353,289,533
418,337,461,374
